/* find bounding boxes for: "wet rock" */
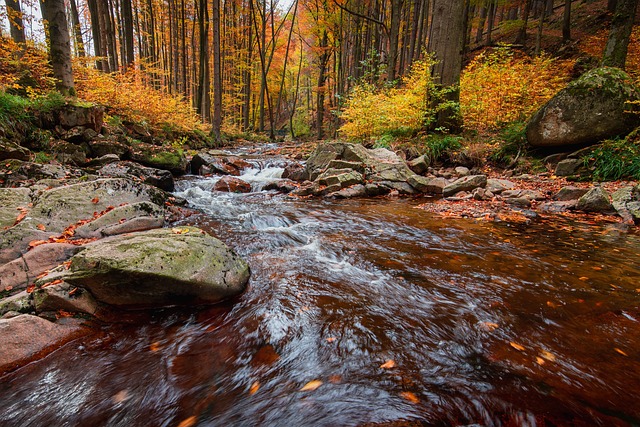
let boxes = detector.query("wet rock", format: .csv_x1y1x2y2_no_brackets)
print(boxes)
612,186,640,224
486,179,515,194
129,141,187,175
263,180,297,193
364,184,390,197
74,202,164,238
554,158,582,177
316,169,364,188
0,314,87,373
501,189,546,201
0,292,32,317
191,153,240,176
455,166,470,177
526,67,640,148
379,181,417,195
443,175,487,197
407,155,430,175
407,175,446,195
0,243,81,292
505,197,532,208
0,188,32,228
329,184,367,199
576,187,613,213
32,282,99,317
88,138,130,158
40,227,250,308
0,139,31,161
554,186,589,201
98,161,175,191
214,176,252,193
290,182,317,197
282,162,306,182
540,200,579,213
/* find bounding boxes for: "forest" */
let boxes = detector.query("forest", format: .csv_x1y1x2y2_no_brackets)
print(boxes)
1,1,640,426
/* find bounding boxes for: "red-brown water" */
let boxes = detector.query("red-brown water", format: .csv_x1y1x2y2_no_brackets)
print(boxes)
1,158,639,426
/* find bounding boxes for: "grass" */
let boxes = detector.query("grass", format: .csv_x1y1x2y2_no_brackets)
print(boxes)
584,136,640,181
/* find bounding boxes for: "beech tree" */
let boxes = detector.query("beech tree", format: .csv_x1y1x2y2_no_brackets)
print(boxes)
5,0,26,44
40,0,75,95
602,0,639,68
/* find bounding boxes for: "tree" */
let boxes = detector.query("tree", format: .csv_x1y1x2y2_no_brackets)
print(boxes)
40,0,75,95
5,0,26,44
602,0,639,68
427,0,465,131
69,0,85,57
211,0,223,142
562,0,572,42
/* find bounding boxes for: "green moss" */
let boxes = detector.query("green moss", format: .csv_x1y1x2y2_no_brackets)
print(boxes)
567,67,639,99
147,151,185,170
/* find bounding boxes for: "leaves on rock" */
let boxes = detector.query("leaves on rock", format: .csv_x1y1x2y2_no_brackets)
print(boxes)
380,359,396,369
300,380,323,392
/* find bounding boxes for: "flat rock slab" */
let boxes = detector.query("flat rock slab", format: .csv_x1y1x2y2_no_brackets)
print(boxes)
0,314,87,373
42,227,250,308
0,188,32,229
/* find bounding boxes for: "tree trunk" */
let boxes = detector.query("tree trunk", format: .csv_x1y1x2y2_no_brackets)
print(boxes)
562,0,571,42
5,0,26,44
211,0,223,142
122,0,135,69
602,0,639,68
40,0,75,95
69,0,85,57
316,29,330,139
388,0,402,82
87,0,106,70
427,0,465,131
196,0,211,120
516,0,533,45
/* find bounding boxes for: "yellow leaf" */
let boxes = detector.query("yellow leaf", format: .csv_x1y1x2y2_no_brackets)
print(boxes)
536,357,545,365
540,350,556,362
380,359,396,369
149,342,161,352
300,380,323,392
578,276,589,281
400,391,419,404
172,227,190,235
480,322,499,331
176,416,197,427
326,337,337,343
510,342,526,351
249,381,260,395
615,348,628,357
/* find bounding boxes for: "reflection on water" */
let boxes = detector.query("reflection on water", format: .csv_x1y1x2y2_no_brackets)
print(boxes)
1,159,639,426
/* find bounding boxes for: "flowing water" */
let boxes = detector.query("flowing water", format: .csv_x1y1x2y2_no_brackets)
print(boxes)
1,149,640,426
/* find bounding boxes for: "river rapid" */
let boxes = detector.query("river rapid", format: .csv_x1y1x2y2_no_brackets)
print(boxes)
1,149,639,426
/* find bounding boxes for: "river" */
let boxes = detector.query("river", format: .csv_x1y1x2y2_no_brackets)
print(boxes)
1,150,639,426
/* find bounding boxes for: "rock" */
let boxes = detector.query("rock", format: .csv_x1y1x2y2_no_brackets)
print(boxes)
526,67,640,148
329,184,367,199
32,282,99,317
58,104,104,131
98,161,175,191
407,175,446,195
0,292,32,317
540,200,579,213
576,187,613,213
263,180,298,193
408,155,430,175
0,188,32,228
0,139,31,161
316,169,364,188
455,166,470,177
473,188,493,201
214,176,252,193
129,142,187,175
42,227,250,308
554,186,589,201
190,153,240,176
612,186,640,224
74,202,164,238
364,184,390,197
555,158,582,177
327,160,365,173
0,314,87,373
50,140,89,165
88,138,130,158
85,154,120,168
282,163,306,182
290,182,317,197
59,126,97,144
543,153,568,166
486,179,516,194
378,181,417,195
443,175,487,197
501,189,546,201
0,243,81,292
505,197,532,208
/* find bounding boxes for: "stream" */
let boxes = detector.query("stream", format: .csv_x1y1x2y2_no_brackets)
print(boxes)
1,148,640,426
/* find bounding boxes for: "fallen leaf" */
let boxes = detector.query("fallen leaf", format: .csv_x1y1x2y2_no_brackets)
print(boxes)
36,224,46,231
400,392,419,404
112,389,129,404
536,357,546,365
176,416,198,427
149,342,161,352
546,301,559,308
26,284,36,293
300,380,323,391
615,348,628,357
510,342,526,351
249,381,260,395
380,359,396,369
68,287,79,296
91,197,100,204
172,227,190,235
4,285,13,292
479,321,499,331
578,276,589,281
328,375,342,384
540,350,556,362
326,337,337,343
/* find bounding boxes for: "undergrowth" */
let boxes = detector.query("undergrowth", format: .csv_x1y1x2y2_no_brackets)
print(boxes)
584,134,640,181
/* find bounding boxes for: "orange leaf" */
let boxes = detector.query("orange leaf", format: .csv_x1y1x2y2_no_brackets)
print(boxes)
380,359,396,369
4,285,13,292
249,381,260,395
578,276,589,281
615,348,628,357
36,224,46,231
540,350,556,362
176,416,197,427
68,287,79,296
400,392,419,404
300,380,323,391
149,342,161,352
536,357,546,365
91,197,100,204
510,342,526,351
26,284,36,293
479,321,499,331
326,337,336,343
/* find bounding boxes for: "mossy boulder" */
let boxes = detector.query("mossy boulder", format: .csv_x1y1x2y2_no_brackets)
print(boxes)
129,141,187,175
38,227,250,308
526,67,640,148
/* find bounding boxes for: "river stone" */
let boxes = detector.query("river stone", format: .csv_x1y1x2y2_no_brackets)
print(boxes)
553,186,589,201
486,179,515,194
443,175,487,197
98,161,175,191
74,202,165,239
501,189,546,201
0,139,31,161
455,166,470,177
407,175,446,195
317,169,364,188
407,155,430,175
45,227,250,308
611,186,640,224
282,162,305,182
554,158,582,177
32,282,99,317
576,187,613,213
526,67,640,147
214,176,252,193
0,291,32,317
0,314,86,373
191,153,240,176
0,188,32,229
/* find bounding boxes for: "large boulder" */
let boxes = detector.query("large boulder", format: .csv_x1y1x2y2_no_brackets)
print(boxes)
0,139,31,161
612,185,640,224
443,175,487,197
526,67,640,148
98,161,175,191
576,187,613,213
37,227,250,308
36,104,104,132
213,176,252,193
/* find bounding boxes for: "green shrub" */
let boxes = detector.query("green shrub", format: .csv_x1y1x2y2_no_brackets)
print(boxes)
584,137,640,181
489,121,527,166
